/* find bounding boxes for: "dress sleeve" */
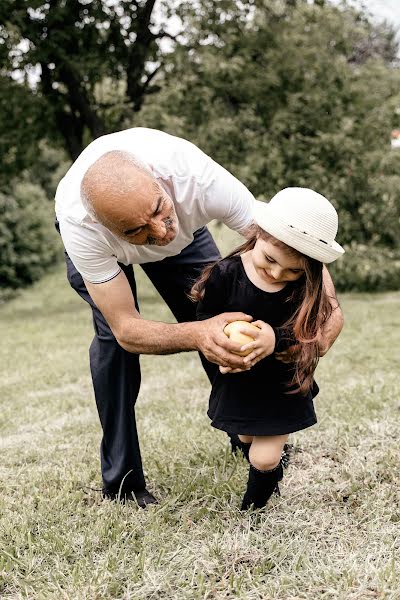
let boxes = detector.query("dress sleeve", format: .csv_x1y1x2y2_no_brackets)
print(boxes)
196,263,228,321
272,286,300,353
272,327,297,353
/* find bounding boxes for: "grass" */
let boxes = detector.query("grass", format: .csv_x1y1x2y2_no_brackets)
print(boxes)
1,223,400,599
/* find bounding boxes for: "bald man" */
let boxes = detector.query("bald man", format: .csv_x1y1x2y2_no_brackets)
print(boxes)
55,127,343,507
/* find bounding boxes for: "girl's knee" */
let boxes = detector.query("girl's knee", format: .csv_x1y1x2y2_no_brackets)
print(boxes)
249,441,283,471
250,455,281,472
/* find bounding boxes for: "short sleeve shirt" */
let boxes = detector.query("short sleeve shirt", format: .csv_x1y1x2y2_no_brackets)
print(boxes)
55,128,256,283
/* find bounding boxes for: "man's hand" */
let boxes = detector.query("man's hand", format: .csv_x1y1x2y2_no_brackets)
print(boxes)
194,312,255,369
219,320,276,374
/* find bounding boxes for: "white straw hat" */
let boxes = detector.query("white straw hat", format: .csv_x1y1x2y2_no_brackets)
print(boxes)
253,188,345,264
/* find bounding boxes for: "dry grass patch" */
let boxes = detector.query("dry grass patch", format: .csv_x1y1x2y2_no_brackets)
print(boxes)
1,224,399,599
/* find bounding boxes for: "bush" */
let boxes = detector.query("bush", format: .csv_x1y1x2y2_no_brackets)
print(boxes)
330,243,400,292
0,181,61,291
139,0,400,292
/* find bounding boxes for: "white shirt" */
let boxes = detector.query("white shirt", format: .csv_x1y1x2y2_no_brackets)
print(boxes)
55,128,256,283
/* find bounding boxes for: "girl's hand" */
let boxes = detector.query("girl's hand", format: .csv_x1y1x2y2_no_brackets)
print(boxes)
194,312,254,369
239,320,276,368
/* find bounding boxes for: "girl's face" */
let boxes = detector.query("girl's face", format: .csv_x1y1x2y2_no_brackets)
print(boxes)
251,236,305,285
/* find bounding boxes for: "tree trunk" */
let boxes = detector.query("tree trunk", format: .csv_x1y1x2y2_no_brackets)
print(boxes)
40,63,106,160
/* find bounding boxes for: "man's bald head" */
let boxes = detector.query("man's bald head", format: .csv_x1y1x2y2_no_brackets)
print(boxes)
80,150,179,246
81,151,155,224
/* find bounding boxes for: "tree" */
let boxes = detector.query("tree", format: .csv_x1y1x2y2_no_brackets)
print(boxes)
1,0,399,292
140,0,400,248
0,75,47,186
0,0,181,164
138,0,400,290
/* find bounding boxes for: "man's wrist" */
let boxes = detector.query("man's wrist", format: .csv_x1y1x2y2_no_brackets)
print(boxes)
117,318,200,354
178,320,202,352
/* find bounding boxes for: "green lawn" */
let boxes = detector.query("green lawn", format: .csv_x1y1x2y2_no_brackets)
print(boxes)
1,224,399,599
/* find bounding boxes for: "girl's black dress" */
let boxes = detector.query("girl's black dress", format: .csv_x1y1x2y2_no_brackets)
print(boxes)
196,256,318,436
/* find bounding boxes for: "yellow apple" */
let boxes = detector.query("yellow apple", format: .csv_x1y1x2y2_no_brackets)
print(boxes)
223,320,260,356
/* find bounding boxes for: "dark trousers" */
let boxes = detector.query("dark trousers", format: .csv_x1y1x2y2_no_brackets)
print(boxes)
63,233,219,494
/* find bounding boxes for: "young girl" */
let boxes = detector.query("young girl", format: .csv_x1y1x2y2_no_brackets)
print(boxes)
191,187,344,511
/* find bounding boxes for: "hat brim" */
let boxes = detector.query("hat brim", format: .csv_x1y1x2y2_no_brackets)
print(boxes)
253,202,345,264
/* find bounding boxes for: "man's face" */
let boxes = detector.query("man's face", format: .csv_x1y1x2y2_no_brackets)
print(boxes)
97,177,179,246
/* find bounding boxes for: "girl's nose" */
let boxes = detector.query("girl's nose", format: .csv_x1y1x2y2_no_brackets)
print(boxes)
271,266,282,280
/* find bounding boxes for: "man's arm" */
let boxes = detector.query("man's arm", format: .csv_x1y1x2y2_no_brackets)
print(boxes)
85,271,253,368
320,266,344,356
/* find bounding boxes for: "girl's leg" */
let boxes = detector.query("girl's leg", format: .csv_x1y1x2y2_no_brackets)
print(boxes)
238,435,253,444
249,435,288,471
241,434,288,510
232,434,293,472
229,434,253,461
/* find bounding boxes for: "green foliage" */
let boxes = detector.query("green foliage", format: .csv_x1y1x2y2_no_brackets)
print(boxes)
0,0,183,164
139,0,400,291
0,76,49,186
1,0,399,293
27,143,70,200
0,181,60,291
330,244,400,293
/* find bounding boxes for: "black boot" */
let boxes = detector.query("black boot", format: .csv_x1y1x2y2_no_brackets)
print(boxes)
241,463,283,511
229,433,251,462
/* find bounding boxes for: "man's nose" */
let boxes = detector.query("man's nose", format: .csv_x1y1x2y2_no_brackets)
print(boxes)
149,217,167,239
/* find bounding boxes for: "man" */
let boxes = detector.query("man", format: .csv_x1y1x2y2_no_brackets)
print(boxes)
55,127,343,506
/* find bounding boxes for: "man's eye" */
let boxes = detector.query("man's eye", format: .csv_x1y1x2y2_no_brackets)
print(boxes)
155,202,164,216
125,227,143,236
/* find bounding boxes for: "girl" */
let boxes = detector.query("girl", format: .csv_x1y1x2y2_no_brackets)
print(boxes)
191,187,344,510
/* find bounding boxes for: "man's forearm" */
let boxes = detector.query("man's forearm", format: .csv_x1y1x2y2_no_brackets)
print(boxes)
117,317,201,354
319,306,344,355
320,266,344,355
84,272,252,367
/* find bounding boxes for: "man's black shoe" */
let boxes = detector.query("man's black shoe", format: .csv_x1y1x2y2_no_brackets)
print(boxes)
103,488,158,508
132,489,158,508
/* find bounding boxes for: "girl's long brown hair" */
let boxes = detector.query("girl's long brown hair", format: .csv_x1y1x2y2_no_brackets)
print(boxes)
190,225,335,394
